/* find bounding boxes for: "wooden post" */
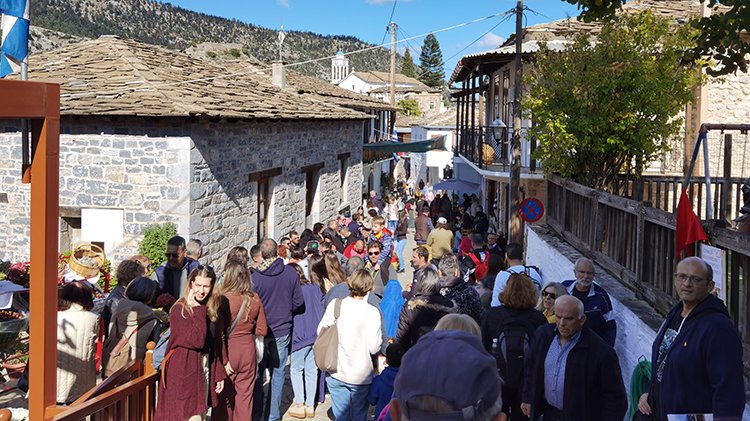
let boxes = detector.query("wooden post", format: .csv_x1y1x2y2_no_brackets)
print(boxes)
722,133,732,221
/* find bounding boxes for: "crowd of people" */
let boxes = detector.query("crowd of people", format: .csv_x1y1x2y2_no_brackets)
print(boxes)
53,187,746,421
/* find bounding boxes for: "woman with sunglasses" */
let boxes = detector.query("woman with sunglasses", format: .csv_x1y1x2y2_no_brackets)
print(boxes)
156,266,226,421
535,282,568,323
481,273,547,421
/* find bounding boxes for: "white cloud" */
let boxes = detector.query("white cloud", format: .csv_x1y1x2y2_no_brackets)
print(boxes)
477,33,504,48
277,0,290,8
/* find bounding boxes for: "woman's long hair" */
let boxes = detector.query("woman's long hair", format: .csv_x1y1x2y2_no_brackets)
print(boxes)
324,252,347,286
307,254,327,295
179,265,221,322
221,259,255,322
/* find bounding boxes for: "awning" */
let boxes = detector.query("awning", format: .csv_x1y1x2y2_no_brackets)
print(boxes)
363,136,446,153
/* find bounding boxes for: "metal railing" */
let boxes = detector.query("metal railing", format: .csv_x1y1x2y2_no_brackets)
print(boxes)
455,126,539,171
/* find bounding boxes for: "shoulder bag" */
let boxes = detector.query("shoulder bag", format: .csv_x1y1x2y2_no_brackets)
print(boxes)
313,298,342,373
103,319,157,378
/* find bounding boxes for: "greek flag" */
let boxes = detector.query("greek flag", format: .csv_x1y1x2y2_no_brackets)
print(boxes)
0,0,30,78
391,129,399,162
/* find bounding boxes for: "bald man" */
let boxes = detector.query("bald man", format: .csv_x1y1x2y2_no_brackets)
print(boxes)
521,296,626,421
637,257,744,420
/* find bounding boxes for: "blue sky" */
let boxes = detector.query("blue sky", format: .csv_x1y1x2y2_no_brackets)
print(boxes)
159,0,581,77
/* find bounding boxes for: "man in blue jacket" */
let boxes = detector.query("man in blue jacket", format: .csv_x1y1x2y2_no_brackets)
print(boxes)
637,256,744,420
252,238,304,421
561,257,616,346
155,235,200,299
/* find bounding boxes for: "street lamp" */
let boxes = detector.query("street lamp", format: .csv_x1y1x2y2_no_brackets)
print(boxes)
490,118,506,142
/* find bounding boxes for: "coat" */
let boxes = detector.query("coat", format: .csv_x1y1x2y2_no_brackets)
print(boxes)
522,324,627,421
57,305,99,404
104,298,158,364
440,276,485,323
395,293,454,350
648,295,744,420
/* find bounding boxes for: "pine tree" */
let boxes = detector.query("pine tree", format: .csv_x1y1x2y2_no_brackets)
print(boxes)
418,33,445,89
401,48,417,78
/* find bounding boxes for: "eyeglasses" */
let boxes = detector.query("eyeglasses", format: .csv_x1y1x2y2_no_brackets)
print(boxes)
369,251,381,256
197,265,214,273
542,290,556,299
165,253,180,258
674,273,707,285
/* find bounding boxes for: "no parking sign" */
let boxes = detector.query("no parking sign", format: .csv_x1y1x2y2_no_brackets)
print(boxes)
519,197,544,223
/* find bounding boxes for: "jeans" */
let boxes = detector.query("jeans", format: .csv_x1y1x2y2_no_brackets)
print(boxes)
290,345,317,407
326,376,370,421
394,238,407,271
252,334,291,421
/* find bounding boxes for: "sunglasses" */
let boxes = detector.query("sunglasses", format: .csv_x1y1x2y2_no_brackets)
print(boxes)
165,253,180,258
197,264,215,274
542,290,556,299
369,251,381,256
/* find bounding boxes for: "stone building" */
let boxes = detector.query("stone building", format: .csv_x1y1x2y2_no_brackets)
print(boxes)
0,36,392,264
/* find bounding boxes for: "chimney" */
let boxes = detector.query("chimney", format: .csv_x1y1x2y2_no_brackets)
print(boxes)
272,60,286,89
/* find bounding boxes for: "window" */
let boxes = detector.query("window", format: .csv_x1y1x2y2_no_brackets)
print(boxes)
338,153,350,206
301,162,324,227
430,101,435,110
249,167,282,241
493,74,501,120
502,70,511,125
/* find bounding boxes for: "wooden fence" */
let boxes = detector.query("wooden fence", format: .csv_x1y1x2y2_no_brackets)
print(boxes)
547,175,750,355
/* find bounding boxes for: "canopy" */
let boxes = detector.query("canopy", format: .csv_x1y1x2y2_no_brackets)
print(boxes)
432,179,480,192
362,136,446,153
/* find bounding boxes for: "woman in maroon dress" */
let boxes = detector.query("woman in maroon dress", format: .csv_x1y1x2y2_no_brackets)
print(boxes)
156,266,226,421
213,259,268,420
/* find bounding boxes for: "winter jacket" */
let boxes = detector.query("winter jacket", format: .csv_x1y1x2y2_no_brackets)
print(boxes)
394,218,408,241
440,276,484,323
367,260,396,298
155,258,201,300
102,284,125,339
57,304,99,404
649,295,744,420
369,231,394,267
522,324,627,421
562,280,617,347
292,284,325,352
253,258,304,338
426,228,453,261
395,293,454,350
414,215,432,243
368,366,399,419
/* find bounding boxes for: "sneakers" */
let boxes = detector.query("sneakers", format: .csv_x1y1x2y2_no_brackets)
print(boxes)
288,403,306,419
305,405,315,418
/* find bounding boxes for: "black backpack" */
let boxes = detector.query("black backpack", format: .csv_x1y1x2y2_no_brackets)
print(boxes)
491,321,530,389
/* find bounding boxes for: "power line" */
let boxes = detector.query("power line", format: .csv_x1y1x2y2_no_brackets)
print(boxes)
60,11,513,99
380,0,398,46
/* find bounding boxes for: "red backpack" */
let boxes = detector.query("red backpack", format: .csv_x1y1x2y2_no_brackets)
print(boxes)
467,252,488,282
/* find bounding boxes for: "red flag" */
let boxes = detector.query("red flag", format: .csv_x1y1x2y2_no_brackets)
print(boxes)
675,188,708,258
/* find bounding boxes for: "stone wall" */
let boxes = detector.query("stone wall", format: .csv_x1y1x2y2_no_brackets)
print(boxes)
0,117,364,267
0,117,191,264
188,119,364,265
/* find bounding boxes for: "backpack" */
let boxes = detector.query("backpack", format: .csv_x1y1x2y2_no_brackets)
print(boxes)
151,327,170,370
467,252,488,282
505,265,542,291
491,320,530,389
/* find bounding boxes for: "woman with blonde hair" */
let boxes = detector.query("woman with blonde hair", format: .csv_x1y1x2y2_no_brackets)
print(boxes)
535,282,568,323
435,313,481,338
481,273,546,421
156,266,227,421
214,260,267,420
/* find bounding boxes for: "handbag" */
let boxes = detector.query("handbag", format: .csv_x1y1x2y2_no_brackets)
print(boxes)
228,297,265,365
103,319,156,378
313,298,342,373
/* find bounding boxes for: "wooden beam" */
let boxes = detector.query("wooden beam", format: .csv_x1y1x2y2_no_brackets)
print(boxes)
248,167,282,182
300,162,325,173
337,152,351,160
0,80,58,119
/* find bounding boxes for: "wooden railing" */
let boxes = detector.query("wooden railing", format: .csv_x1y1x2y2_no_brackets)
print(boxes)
50,342,158,421
547,175,750,357
613,175,747,222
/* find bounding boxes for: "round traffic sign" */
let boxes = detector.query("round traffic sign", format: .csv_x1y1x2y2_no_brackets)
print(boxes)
519,197,544,223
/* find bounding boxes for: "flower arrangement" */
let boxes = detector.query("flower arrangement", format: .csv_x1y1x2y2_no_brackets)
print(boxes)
0,261,30,288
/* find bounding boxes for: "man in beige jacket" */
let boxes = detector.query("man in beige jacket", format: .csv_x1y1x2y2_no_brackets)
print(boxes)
426,217,454,266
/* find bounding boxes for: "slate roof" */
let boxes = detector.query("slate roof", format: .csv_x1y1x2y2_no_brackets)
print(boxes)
349,71,436,90
21,36,371,120
369,85,441,94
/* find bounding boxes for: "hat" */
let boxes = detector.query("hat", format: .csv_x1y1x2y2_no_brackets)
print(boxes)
421,206,430,213
437,217,448,225
305,240,319,253
393,330,503,420
459,237,472,254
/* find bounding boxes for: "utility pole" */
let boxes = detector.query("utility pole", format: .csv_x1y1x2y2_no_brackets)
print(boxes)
389,21,397,138
509,0,524,245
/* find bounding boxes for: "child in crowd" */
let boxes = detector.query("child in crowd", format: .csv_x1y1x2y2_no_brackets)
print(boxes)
368,343,403,420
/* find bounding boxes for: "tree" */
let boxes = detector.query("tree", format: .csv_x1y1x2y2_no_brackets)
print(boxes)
525,11,703,190
398,99,420,116
418,33,445,88
401,48,417,78
564,0,749,75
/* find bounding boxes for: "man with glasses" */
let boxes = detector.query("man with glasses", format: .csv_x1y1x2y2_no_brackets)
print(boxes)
155,235,200,299
365,241,394,298
636,257,744,420
561,257,616,347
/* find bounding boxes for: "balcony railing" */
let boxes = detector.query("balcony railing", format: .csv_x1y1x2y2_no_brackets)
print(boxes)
455,126,539,172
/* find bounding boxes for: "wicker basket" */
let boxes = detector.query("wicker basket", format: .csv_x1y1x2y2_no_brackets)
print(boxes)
68,243,106,279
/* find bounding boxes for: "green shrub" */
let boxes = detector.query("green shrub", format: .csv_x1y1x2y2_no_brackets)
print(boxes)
138,222,177,269
229,48,241,58
206,51,217,59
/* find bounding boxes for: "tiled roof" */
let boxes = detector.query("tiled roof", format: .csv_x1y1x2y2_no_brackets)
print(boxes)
369,85,441,94
20,36,371,120
350,71,432,89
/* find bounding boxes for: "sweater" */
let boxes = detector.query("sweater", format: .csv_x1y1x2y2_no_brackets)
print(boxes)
426,228,453,260
367,366,399,418
253,258,304,338
292,284,325,352
57,305,99,404
317,297,382,385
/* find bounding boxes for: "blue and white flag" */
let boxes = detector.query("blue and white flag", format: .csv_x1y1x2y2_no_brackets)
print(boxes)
0,0,30,78
391,129,399,162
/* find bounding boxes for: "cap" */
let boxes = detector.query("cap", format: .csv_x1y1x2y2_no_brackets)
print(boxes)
393,330,502,420
305,240,319,253
437,217,448,225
